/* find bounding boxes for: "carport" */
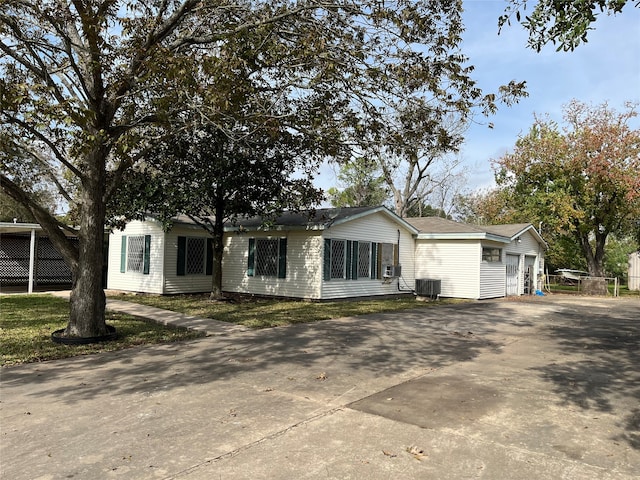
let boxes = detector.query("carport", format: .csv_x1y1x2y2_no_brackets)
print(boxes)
0,222,77,292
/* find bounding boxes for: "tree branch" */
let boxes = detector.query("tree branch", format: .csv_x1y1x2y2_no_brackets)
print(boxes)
0,174,79,270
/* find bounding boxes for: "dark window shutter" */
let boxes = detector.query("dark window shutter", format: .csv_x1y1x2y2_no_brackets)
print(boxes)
376,242,383,279
278,238,287,278
247,238,255,276
351,240,359,280
120,236,127,273
323,238,331,281
177,236,186,276
370,242,377,279
143,235,151,274
206,238,213,276
394,243,399,265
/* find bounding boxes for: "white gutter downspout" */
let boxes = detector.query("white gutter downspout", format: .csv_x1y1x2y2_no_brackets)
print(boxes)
28,228,36,294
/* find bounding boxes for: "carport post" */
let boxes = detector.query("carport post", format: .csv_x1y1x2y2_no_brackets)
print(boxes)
28,228,36,294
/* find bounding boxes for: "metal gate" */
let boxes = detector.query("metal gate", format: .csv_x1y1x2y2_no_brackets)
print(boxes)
506,254,520,296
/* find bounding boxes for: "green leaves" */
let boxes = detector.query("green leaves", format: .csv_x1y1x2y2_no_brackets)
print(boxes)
500,0,635,52
493,100,640,275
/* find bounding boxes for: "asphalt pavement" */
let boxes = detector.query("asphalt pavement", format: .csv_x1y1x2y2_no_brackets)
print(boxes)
1,294,639,479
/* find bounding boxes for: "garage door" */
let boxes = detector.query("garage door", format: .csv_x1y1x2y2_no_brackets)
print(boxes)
506,254,519,296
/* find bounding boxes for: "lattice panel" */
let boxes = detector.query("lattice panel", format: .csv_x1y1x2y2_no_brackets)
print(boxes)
1,234,76,285
37,238,73,284
0,235,30,283
186,238,205,275
330,240,345,279
127,236,145,272
358,242,370,278
255,239,278,277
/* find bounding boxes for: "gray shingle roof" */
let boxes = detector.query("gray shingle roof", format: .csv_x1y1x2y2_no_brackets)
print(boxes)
404,216,491,235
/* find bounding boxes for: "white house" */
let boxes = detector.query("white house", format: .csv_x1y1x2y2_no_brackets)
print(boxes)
107,206,418,299
106,207,546,300
407,217,546,299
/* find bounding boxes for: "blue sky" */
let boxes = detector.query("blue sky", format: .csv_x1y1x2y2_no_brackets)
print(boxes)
459,0,640,190
314,1,640,197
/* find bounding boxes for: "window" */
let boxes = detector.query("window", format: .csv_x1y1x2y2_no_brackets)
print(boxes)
186,238,206,275
358,242,371,278
121,235,151,274
330,240,346,279
255,239,279,276
324,239,394,281
247,238,287,278
482,247,501,262
177,236,213,276
127,236,145,272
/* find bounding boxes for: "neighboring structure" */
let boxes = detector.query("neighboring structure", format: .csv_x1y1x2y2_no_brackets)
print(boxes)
107,206,418,299
106,207,546,300
629,251,640,291
0,222,78,293
405,217,546,299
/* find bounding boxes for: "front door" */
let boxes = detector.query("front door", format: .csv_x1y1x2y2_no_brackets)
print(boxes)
506,254,520,296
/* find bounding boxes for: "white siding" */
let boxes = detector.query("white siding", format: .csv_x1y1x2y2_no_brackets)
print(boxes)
163,225,215,294
629,252,640,291
414,240,480,299
222,230,323,299
320,213,416,300
107,220,165,294
503,230,545,294
480,262,507,299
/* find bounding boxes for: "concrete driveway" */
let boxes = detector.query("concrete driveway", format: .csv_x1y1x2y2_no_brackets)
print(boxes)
1,295,638,479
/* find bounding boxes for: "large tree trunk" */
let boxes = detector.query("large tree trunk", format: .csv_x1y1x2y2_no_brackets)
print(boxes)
65,152,108,337
209,196,226,301
577,231,606,277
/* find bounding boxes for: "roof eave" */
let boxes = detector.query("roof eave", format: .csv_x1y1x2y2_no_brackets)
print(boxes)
415,232,511,243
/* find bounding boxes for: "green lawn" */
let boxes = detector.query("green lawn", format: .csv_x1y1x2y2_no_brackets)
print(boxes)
1,292,462,366
0,295,204,367
107,292,461,328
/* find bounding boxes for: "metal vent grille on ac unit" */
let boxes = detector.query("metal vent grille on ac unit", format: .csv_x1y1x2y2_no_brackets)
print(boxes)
415,278,441,298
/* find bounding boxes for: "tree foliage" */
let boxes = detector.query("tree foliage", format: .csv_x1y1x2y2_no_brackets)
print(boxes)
493,100,640,276
499,0,636,51
327,158,389,208
1,0,526,336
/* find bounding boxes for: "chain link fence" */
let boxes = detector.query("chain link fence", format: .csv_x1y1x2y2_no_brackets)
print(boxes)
542,274,634,297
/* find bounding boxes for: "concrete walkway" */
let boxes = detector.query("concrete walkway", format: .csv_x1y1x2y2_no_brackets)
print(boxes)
2,295,639,479
47,290,247,336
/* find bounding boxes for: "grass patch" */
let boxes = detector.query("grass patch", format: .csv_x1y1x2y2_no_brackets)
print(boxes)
108,293,464,328
0,295,204,367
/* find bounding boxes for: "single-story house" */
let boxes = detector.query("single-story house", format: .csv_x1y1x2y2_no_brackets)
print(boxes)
107,206,546,300
107,206,418,299
406,216,546,299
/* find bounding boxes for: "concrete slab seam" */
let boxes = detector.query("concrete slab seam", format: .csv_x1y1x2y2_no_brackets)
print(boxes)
162,406,345,479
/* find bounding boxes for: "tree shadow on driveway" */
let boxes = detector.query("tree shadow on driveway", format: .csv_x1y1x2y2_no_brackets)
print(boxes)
1,302,512,404
531,300,640,449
